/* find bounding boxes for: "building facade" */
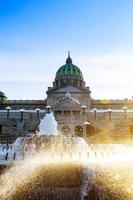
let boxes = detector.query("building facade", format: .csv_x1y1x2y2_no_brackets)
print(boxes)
46,52,91,109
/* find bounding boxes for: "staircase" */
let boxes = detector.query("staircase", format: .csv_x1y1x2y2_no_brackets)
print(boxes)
24,120,40,132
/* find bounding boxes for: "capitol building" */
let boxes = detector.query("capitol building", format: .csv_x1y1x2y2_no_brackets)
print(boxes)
1,53,133,143
47,52,91,108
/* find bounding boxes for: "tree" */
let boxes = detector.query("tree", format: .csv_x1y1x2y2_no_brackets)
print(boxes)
0,91,8,102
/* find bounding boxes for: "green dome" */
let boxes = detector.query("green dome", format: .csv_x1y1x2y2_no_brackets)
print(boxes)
55,52,84,81
55,64,83,80
54,52,85,89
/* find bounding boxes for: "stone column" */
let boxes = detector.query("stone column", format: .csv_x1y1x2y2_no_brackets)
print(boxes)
71,123,75,136
83,125,86,138
70,110,73,120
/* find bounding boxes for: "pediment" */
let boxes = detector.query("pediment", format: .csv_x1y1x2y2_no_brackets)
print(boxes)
54,92,81,109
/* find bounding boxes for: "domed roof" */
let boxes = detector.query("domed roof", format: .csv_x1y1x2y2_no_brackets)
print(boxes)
55,52,84,81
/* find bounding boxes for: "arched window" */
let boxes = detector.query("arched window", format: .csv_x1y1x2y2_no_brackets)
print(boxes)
61,125,70,136
75,125,83,137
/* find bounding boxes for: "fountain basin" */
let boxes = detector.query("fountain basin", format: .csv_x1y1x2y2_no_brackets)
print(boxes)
0,161,89,200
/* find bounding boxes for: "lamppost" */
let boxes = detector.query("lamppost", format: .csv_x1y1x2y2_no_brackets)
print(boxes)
6,106,11,119
35,108,41,120
122,106,128,119
83,121,90,138
81,105,87,115
107,108,112,122
46,105,51,114
93,108,98,120
19,108,25,122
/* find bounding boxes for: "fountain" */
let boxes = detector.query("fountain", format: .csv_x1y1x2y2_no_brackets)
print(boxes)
37,111,59,136
1,109,133,199
0,110,91,199
0,111,126,163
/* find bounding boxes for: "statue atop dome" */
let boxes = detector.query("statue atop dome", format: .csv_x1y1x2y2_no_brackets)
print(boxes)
66,51,72,64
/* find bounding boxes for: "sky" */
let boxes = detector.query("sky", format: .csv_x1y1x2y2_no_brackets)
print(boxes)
1,0,133,100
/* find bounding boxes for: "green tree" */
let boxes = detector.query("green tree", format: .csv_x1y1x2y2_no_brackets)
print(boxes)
0,91,8,102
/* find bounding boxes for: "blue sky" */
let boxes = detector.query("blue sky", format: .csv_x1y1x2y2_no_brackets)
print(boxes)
1,0,133,99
